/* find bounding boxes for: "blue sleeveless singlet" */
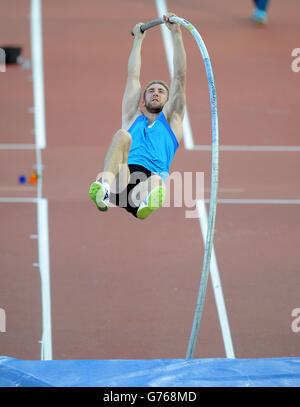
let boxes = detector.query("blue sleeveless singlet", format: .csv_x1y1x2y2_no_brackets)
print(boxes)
127,112,179,182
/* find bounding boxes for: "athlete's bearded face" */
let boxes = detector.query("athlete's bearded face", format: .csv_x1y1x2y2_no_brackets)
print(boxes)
143,83,169,114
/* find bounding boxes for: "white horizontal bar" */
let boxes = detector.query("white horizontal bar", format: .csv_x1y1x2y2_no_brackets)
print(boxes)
0,186,36,191
194,145,300,152
205,199,300,204
0,144,36,150
0,197,38,203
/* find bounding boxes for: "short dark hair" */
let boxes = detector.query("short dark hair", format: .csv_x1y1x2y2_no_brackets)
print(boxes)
143,80,169,101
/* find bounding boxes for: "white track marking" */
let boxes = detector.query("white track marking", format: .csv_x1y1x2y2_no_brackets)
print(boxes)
30,0,52,360
0,198,38,203
6,144,299,152
193,145,300,152
0,144,36,149
205,199,300,204
0,186,36,191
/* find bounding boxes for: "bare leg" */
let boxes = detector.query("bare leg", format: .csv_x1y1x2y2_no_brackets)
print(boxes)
97,129,131,190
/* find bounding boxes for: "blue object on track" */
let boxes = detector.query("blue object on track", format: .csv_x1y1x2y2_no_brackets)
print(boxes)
18,175,27,184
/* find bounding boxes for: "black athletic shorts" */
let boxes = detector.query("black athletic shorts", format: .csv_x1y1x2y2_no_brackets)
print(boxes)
110,164,153,217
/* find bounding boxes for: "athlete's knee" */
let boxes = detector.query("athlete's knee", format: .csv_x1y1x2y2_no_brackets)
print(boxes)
114,129,132,151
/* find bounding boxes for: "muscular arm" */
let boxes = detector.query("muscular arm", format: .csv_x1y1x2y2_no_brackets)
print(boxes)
122,24,145,129
163,16,187,143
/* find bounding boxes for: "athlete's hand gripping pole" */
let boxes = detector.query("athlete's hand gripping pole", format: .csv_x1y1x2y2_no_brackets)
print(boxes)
131,16,178,36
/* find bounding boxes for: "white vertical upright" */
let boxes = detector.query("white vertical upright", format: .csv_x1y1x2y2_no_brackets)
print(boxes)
30,0,46,150
37,198,52,360
30,0,52,360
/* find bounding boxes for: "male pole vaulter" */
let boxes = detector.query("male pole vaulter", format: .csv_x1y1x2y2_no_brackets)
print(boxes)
89,13,187,219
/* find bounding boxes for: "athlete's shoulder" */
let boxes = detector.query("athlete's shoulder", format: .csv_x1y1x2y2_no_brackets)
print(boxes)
161,108,183,144
124,109,144,131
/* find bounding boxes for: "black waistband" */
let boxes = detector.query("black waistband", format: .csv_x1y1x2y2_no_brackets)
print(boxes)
128,164,152,177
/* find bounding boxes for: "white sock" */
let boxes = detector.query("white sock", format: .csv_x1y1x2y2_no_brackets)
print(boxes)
137,202,146,213
101,182,110,197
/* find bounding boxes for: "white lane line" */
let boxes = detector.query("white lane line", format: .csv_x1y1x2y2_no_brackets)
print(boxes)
0,186,36,191
31,0,46,150
30,0,52,360
0,144,36,150
155,0,234,358
205,199,300,204
2,198,298,205
7,143,290,154
205,188,244,193
0,197,38,203
193,145,300,152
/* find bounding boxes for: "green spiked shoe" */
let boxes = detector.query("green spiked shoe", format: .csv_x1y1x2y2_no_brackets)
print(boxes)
89,182,109,211
137,185,165,220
